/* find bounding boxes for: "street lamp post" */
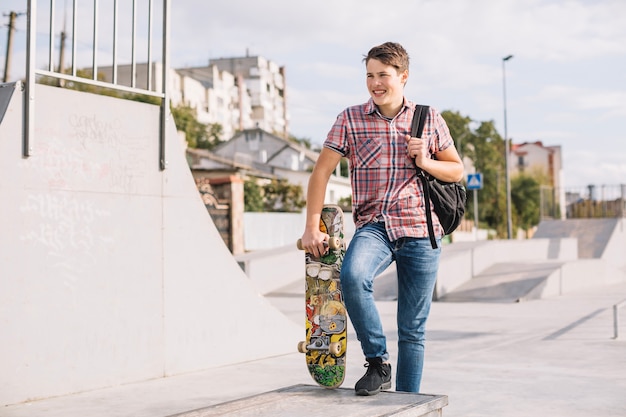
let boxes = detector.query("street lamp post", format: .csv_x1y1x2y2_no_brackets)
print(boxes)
502,54,514,239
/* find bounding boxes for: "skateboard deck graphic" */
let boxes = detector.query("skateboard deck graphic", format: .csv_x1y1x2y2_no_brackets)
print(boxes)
297,204,347,388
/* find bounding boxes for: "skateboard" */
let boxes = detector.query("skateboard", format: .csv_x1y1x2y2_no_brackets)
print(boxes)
296,204,347,389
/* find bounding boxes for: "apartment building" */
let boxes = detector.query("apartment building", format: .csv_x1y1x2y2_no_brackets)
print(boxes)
208,55,288,139
96,53,288,143
511,141,565,219
176,64,251,141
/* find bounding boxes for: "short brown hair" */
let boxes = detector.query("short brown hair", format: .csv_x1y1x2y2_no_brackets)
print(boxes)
363,42,410,73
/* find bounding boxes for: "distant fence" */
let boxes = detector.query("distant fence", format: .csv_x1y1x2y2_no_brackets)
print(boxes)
540,184,626,220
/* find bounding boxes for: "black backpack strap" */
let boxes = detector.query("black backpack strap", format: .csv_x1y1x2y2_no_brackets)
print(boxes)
420,175,438,249
411,105,429,139
411,105,438,249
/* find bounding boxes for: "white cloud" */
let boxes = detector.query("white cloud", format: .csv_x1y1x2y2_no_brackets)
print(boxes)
2,0,625,188
564,148,626,189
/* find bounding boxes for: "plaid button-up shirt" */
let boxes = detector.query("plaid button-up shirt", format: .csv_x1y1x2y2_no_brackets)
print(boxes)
324,98,454,241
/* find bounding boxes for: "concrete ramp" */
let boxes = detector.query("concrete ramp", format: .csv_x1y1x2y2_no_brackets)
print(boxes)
0,82,15,124
0,83,300,407
438,218,626,302
439,261,564,302
534,218,620,259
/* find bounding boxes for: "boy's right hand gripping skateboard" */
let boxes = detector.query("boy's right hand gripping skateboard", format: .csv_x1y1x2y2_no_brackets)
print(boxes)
296,204,347,389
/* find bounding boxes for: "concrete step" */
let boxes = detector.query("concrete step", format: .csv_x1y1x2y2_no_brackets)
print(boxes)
168,384,448,417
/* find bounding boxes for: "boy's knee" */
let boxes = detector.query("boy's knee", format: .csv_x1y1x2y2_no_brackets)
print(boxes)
341,269,372,293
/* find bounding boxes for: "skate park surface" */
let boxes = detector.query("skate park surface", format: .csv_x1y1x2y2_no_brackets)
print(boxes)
3,278,626,417
1,84,626,416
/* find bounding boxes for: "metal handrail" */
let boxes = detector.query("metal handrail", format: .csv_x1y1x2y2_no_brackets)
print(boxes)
24,0,171,170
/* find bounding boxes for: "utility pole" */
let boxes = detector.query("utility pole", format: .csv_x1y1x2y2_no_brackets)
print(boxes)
58,30,67,73
57,0,68,86
502,54,514,239
3,11,22,83
57,30,67,86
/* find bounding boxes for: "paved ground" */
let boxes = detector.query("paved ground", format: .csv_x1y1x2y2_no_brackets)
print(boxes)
2,280,626,417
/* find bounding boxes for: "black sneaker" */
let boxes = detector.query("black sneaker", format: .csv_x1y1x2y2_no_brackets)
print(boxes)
355,357,392,396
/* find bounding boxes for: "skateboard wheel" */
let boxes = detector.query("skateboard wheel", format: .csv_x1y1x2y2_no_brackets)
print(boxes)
318,267,332,281
329,342,342,356
328,237,341,250
307,263,321,278
297,341,308,353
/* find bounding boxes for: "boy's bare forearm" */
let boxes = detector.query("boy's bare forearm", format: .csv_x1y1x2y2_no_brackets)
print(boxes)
304,171,328,231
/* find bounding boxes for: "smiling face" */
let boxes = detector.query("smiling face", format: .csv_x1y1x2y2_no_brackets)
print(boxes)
366,58,408,118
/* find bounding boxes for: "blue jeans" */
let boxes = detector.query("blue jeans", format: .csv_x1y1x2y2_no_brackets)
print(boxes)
341,222,440,392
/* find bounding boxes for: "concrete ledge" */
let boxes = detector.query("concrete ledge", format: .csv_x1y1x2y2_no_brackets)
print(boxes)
168,384,448,417
235,244,304,295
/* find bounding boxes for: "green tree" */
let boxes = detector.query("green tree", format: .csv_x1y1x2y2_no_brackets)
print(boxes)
197,123,223,150
472,121,508,237
511,174,540,233
441,110,473,158
339,158,349,177
263,179,305,212
337,195,352,212
244,180,264,212
289,134,313,150
442,111,508,237
243,179,305,212
171,104,211,148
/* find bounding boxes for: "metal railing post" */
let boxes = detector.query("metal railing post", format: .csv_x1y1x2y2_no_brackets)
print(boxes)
23,0,36,157
160,0,170,171
614,299,626,339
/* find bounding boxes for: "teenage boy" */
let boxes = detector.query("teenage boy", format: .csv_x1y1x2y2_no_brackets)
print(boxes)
300,41,463,395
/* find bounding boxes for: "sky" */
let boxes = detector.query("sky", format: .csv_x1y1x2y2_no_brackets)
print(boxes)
1,0,625,190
